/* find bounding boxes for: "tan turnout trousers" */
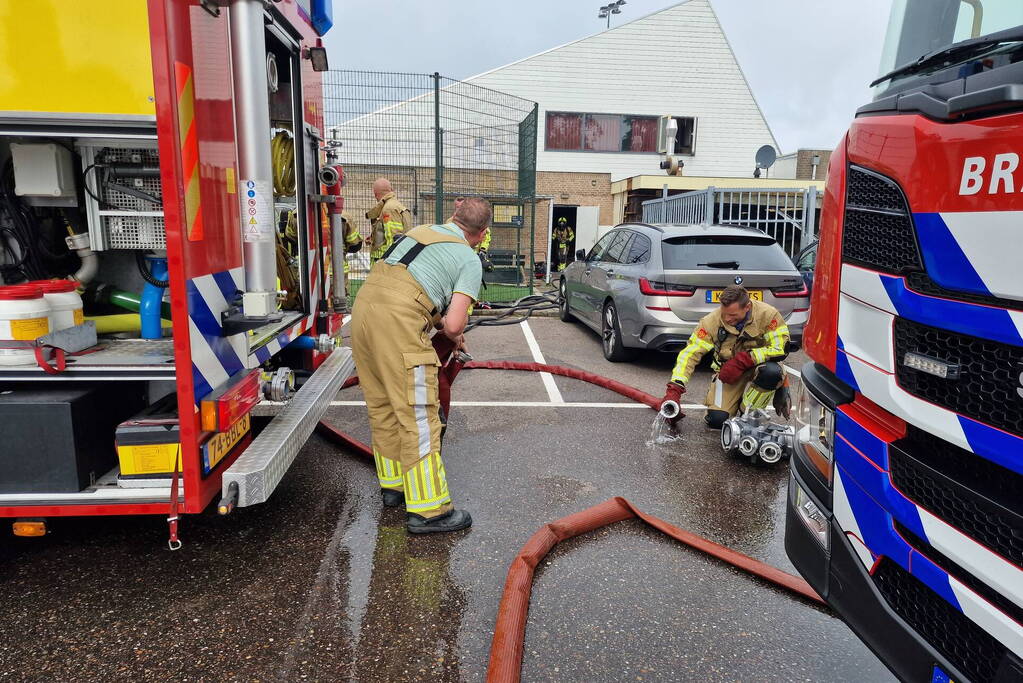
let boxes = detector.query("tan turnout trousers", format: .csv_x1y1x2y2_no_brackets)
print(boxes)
350,228,465,518
704,365,780,416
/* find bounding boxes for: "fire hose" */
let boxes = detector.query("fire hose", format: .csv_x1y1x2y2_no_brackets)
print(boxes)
320,348,825,682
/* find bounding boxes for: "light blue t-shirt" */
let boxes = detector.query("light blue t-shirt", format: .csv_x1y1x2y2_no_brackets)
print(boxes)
384,223,482,312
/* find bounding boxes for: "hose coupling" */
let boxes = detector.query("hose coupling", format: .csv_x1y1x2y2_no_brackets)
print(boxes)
659,400,681,420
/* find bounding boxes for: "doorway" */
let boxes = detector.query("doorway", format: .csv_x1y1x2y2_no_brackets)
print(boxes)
550,205,578,276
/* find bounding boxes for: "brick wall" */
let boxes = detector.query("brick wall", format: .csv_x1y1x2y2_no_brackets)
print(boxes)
532,171,613,266
340,166,614,274
794,150,832,181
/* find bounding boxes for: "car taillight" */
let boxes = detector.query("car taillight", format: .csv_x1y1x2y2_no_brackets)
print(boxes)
639,278,695,297
773,284,809,298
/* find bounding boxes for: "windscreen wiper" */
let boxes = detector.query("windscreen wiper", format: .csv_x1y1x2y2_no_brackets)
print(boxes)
698,261,740,269
871,26,1023,87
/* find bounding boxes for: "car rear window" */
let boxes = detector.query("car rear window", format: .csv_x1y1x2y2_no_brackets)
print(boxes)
661,235,795,271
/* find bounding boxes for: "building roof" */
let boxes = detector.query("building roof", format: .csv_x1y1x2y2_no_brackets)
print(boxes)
330,0,780,183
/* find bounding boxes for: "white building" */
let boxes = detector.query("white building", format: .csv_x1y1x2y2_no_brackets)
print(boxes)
465,0,779,181
332,0,797,278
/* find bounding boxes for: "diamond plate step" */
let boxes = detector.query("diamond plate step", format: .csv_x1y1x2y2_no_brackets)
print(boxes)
222,347,353,507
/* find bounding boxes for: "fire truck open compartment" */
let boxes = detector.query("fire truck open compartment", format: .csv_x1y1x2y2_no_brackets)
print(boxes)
0,0,349,522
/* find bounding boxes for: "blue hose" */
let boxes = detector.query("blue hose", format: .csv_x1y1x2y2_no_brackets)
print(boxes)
140,257,168,340
286,335,316,350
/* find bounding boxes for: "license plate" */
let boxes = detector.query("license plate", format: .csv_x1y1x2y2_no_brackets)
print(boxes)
707,289,762,303
202,413,251,473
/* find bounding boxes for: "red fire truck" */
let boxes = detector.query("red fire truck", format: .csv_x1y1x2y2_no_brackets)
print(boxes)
785,2,1023,681
0,0,352,547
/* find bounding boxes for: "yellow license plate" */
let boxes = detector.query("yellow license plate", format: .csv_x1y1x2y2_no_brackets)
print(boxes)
202,413,251,473
708,289,762,303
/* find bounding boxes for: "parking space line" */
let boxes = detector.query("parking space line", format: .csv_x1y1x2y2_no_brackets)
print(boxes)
520,320,565,403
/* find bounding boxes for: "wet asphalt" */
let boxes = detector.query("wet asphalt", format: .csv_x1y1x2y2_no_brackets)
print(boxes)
0,316,894,682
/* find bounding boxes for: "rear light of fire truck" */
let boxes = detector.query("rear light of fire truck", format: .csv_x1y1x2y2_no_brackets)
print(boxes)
12,519,46,537
200,370,261,433
794,382,834,484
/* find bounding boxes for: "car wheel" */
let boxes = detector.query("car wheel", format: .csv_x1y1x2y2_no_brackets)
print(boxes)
558,279,574,322
601,301,634,362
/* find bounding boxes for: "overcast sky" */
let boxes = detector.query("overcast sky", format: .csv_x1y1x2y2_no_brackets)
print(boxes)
324,0,893,153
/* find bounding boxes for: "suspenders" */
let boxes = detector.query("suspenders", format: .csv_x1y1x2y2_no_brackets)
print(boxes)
379,235,428,266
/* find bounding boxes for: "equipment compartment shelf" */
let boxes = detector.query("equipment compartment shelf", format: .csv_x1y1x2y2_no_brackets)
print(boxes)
0,339,176,380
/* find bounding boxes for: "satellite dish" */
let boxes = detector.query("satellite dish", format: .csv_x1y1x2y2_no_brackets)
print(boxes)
755,145,777,169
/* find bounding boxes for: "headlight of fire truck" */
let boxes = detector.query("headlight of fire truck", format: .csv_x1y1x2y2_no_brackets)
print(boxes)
794,382,835,484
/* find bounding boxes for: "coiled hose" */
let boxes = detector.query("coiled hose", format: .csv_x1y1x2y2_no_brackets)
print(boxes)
466,292,560,331
271,130,296,197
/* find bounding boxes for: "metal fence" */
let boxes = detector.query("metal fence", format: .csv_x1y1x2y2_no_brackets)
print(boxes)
641,187,820,257
322,71,539,303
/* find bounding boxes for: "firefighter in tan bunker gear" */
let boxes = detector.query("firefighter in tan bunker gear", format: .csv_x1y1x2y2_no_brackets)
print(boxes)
365,177,413,263
350,198,491,534
661,285,791,429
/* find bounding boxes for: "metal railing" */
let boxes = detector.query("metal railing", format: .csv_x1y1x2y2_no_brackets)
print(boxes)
641,186,820,257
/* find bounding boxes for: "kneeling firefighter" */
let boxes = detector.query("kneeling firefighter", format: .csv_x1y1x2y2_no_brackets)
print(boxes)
661,285,791,428
350,198,491,534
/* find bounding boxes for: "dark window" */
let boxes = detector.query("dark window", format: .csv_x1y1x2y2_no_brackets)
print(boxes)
601,231,632,264
588,232,616,261
672,117,696,155
545,113,582,150
545,112,691,153
796,244,817,271
661,235,795,271
626,233,652,264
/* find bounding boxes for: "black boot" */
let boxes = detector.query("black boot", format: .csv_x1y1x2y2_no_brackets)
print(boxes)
406,509,472,534
381,488,405,508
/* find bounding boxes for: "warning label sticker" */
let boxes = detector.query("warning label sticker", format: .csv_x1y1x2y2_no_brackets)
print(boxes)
7,317,50,340
240,179,273,243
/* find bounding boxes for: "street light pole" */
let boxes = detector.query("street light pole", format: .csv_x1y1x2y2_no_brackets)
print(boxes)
597,0,626,29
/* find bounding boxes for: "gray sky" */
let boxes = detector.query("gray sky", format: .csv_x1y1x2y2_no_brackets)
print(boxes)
324,0,893,153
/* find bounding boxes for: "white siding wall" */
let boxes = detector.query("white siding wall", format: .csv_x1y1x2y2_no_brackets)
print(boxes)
467,0,778,181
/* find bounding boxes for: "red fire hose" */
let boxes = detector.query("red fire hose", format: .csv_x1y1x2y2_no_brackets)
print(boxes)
339,359,662,415
320,360,824,683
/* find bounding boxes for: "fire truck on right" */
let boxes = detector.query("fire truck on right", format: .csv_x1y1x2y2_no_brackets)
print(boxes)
784,2,1023,681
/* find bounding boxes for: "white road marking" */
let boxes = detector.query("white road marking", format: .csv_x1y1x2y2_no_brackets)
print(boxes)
520,320,565,403
317,400,708,409
784,365,801,377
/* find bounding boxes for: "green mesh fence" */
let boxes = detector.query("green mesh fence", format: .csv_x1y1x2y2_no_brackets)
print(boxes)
323,71,539,304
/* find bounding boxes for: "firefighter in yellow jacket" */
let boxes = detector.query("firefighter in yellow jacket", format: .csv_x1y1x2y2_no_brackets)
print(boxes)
349,198,491,534
365,177,413,263
553,216,574,271
661,285,790,429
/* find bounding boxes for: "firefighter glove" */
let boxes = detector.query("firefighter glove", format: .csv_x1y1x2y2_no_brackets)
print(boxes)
717,351,755,384
662,381,685,406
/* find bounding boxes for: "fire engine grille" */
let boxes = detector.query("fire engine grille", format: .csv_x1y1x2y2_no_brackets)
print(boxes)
872,560,1008,683
893,317,1023,437
842,166,921,274
894,521,1023,626
846,164,905,211
890,427,1023,567
87,147,166,250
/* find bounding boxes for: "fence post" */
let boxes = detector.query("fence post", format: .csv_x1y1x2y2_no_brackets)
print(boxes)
433,72,444,223
801,187,818,249
704,186,715,225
